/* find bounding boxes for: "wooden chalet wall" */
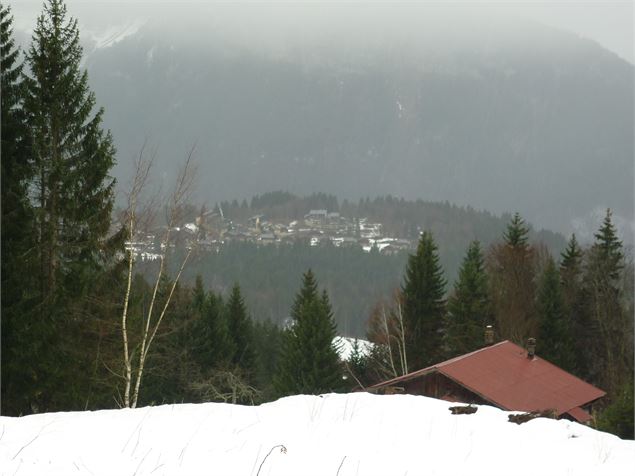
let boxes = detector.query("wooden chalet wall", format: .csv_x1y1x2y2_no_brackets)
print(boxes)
374,371,491,406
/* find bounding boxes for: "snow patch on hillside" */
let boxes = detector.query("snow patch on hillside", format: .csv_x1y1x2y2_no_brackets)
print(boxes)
334,336,373,360
87,20,145,50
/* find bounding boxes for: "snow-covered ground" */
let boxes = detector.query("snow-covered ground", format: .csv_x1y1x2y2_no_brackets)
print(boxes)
0,393,632,476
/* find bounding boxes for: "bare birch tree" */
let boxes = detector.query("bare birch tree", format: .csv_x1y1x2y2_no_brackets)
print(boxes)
367,289,409,379
392,292,408,375
119,145,198,408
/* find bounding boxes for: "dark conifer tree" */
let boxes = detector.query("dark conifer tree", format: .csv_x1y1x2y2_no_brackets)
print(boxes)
23,0,116,306
192,274,207,311
402,232,446,370
346,339,370,389
445,241,490,356
226,283,256,371
536,258,576,371
583,209,629,395
274,270,342,396
560,234,584,305
591,209,624,279
0,4,30,190
561,234,583,274
503,212,530,249
487,212,537,344
195,292,234,370
0,3,39,415
559,234,588,376
252,319,284,401
597,378,634,440
6,0,118,412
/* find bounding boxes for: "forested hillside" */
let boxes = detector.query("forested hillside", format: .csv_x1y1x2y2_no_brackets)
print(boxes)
144,192,566,337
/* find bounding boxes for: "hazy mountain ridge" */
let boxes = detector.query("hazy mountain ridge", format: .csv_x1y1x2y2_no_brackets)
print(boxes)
13,6,634,240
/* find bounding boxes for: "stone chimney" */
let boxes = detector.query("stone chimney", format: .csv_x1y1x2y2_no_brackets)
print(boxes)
527,338,536,359
484,325,494,345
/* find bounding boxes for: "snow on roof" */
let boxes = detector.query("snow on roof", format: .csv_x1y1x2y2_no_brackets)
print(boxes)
184,223,198,233
0,393,632,475
306,209,327,216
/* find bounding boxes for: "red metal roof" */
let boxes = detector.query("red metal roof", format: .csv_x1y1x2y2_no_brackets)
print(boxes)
565,406,593,424
371,341,605,420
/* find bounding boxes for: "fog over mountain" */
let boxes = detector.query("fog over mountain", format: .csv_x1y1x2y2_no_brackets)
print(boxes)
12,2,634,241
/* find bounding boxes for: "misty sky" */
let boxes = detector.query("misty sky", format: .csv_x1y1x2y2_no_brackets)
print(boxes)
11,1,634,64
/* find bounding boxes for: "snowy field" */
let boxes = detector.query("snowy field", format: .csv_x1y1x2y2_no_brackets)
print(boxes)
0,393,633,476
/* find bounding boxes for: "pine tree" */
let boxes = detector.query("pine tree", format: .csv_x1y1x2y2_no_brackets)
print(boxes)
4,0,118,412
252,319,284,401
536,257,576,371
487,212,537,344
192,274,207,311
596,377,634,440
560,234,583,275
226,283,256,371
346,339,370,389
445,241,490,356
274,270,342,396
402,232,446,370
1,4,29,181
503,212,530,250
560,234,584,312
592,209,624,280
560,234,588,377
583,209,629,395
23,0,116,306
194,292,234,370
0,3,39,415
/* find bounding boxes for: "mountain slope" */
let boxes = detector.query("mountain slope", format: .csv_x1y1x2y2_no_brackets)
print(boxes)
86,13,632,237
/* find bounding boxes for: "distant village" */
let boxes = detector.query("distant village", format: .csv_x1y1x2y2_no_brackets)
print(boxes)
124,207,415,261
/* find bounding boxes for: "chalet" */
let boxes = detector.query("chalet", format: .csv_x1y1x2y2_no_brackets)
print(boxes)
331,236,359,248
259,232,277,244
304,209,328,226
369,340,605,424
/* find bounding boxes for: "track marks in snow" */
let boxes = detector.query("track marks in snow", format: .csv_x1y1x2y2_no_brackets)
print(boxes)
122,408,152,455
11,420,54,461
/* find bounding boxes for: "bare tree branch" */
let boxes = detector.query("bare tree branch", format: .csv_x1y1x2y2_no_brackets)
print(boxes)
256,445,287,476
118,144,198,408
121,142,155,408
